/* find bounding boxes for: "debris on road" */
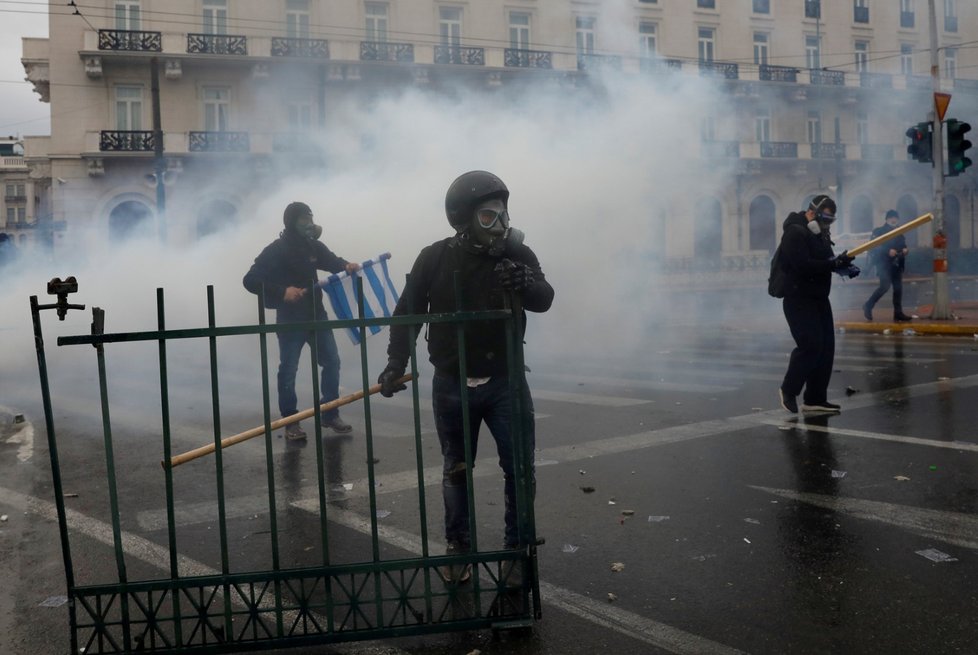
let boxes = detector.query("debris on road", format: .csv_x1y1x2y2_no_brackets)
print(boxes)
611,562,625,572
621,509,635,517
0,514,7,522
744,518,760,525
607,593,618,602
562,544,579,553
915,548,958,563
845,386,860,396
894,475,911,481
648,515,670,523
38,596,68,608
831,470,847,478
580,486,595,493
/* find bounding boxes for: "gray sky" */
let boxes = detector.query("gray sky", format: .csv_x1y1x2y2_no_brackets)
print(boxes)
0,0,49,137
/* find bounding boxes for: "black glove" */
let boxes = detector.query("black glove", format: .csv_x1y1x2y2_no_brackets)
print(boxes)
838,264,861,279
496,259,534,291
832,250,855,269
377,360,407,397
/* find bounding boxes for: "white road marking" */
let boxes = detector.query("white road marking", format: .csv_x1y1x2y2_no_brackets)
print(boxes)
531,372,736,394
750,417,978,452
2,417,34,463
749,486,978,551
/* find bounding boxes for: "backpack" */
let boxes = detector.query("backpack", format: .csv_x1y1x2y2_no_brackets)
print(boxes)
767,244,789,298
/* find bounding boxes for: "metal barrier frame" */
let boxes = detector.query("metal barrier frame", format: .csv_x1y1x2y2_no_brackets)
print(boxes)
30,275,540,654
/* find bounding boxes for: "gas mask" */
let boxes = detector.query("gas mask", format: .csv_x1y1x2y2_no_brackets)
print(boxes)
808,210,836,236
293,216,323,241
471,202,525,257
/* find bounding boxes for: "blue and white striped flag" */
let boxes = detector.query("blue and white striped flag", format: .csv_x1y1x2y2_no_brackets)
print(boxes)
320,252,400,345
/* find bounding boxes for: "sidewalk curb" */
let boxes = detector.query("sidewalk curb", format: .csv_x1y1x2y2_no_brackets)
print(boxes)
837,321,978,336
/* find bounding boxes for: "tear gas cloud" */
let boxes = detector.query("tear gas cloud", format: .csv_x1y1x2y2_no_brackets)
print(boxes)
1,64,745,421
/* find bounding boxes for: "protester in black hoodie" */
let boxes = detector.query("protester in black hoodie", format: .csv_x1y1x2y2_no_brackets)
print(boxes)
777,195,857,414
243,202,361,440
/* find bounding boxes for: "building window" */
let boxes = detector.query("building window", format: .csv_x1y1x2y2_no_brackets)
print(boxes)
805,35,820,69
944,47,956,78
701,115,716,141
697,0,716,8
509,12,530,50
439,7,462,46
5,208,13,224
286,0,310,39
900,0,915,27
755,108,770,142
115,86,143,131
287,102,313,129
753,0,770,13
807,111,821,143
576,17,595,56
114,1,141,31
639,22,656,58
857,111,869,144
900,44,913,75
944,0,957,31
202,87,229,131
805,0,820,19
854,41,868,72
854,0,869,23
365,3,388,42
202,0,227,35
697,27,715,63
753,32,768,65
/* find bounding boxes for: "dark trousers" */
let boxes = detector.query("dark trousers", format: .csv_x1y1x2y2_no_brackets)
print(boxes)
865,266,904,317
781,295,835,404
432,373,535,549
276,327,341,420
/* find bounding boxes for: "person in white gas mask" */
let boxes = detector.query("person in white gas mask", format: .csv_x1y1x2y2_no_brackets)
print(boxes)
243,201,361,440
776,194,858,414
377,171,554,583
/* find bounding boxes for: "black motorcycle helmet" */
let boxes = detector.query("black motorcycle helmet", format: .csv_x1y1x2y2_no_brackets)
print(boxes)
444,171,510,231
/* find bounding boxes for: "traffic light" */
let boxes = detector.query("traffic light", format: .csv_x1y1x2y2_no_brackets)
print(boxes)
906,122,933,163
947,119,972,176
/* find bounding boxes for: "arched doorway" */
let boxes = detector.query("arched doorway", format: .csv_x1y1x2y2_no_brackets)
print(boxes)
946,194,961,250
749,195,777,252
849,195,874,234
109,200,154,241
896,195,919,247
196,199,238,238
694,197,722,258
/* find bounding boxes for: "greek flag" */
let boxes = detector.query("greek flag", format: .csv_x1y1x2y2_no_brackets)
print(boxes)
320,252,400,345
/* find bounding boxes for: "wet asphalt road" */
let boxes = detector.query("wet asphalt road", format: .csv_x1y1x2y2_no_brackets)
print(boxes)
2,286,978,655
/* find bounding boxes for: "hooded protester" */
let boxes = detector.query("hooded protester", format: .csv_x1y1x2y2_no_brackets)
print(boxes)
776,194,858,415
243,201,361,440
863,209,912,322
376,171,554,583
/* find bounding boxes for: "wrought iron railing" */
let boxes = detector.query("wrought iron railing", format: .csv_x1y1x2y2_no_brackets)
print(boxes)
97,29,162,52
759,64,798,83
504,48,552,69
99,130,155,152
187,33,248,55
699,61,739,80
576,53,622,72
810,69,845,86
811,142,846,159
861,143,894,160
434,45,485,66
271,37,329,58
761,141,798,158
359,41,414,62
701,140,740,158
188,131,249,152
4,195,27,203
860,72,891,88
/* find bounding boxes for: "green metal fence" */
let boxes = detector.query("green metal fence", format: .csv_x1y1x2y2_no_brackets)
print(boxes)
30,275,541,654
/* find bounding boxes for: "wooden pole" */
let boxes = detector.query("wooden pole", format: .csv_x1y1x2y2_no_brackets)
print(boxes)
847,212,933,258
164,374,412,468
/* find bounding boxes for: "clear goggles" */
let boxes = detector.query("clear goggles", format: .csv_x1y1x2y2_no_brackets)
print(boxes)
476,207,508,229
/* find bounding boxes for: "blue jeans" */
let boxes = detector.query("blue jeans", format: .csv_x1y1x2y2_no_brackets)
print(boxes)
276,327,341,420
432,373,535,549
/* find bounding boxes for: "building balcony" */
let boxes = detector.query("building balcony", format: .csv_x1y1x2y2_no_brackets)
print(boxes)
0,156,26,170
99,130,156,152
810,143,846,159
699,61,739,80
434,45,485,66
759,65,798,83
577,53,622,72
188,131,249,152
504,49,553,69
187,33,248,56
701,140,740,158
271,37,329,58
900,11,915,28
860,72,892,89
861,144,894,160
360,41,414,63
98,29,162,52
810,69,845,86
4,195,27,203
760,141,798,158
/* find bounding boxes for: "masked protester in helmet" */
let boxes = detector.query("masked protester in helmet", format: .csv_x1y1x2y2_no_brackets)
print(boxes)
775,194,859,416
377,171,554,581
243,201,362,440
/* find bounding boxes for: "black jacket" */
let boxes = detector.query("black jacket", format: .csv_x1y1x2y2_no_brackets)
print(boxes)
779,212,837,299
870,223,907,272
387,236,554,378
242,230,349,323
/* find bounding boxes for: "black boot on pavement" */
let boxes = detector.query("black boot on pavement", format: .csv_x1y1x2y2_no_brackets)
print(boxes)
863,303,873,322
322,415,353,433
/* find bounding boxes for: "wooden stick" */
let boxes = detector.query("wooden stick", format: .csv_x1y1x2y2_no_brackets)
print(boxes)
165,373,413,469
847,212,933,257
